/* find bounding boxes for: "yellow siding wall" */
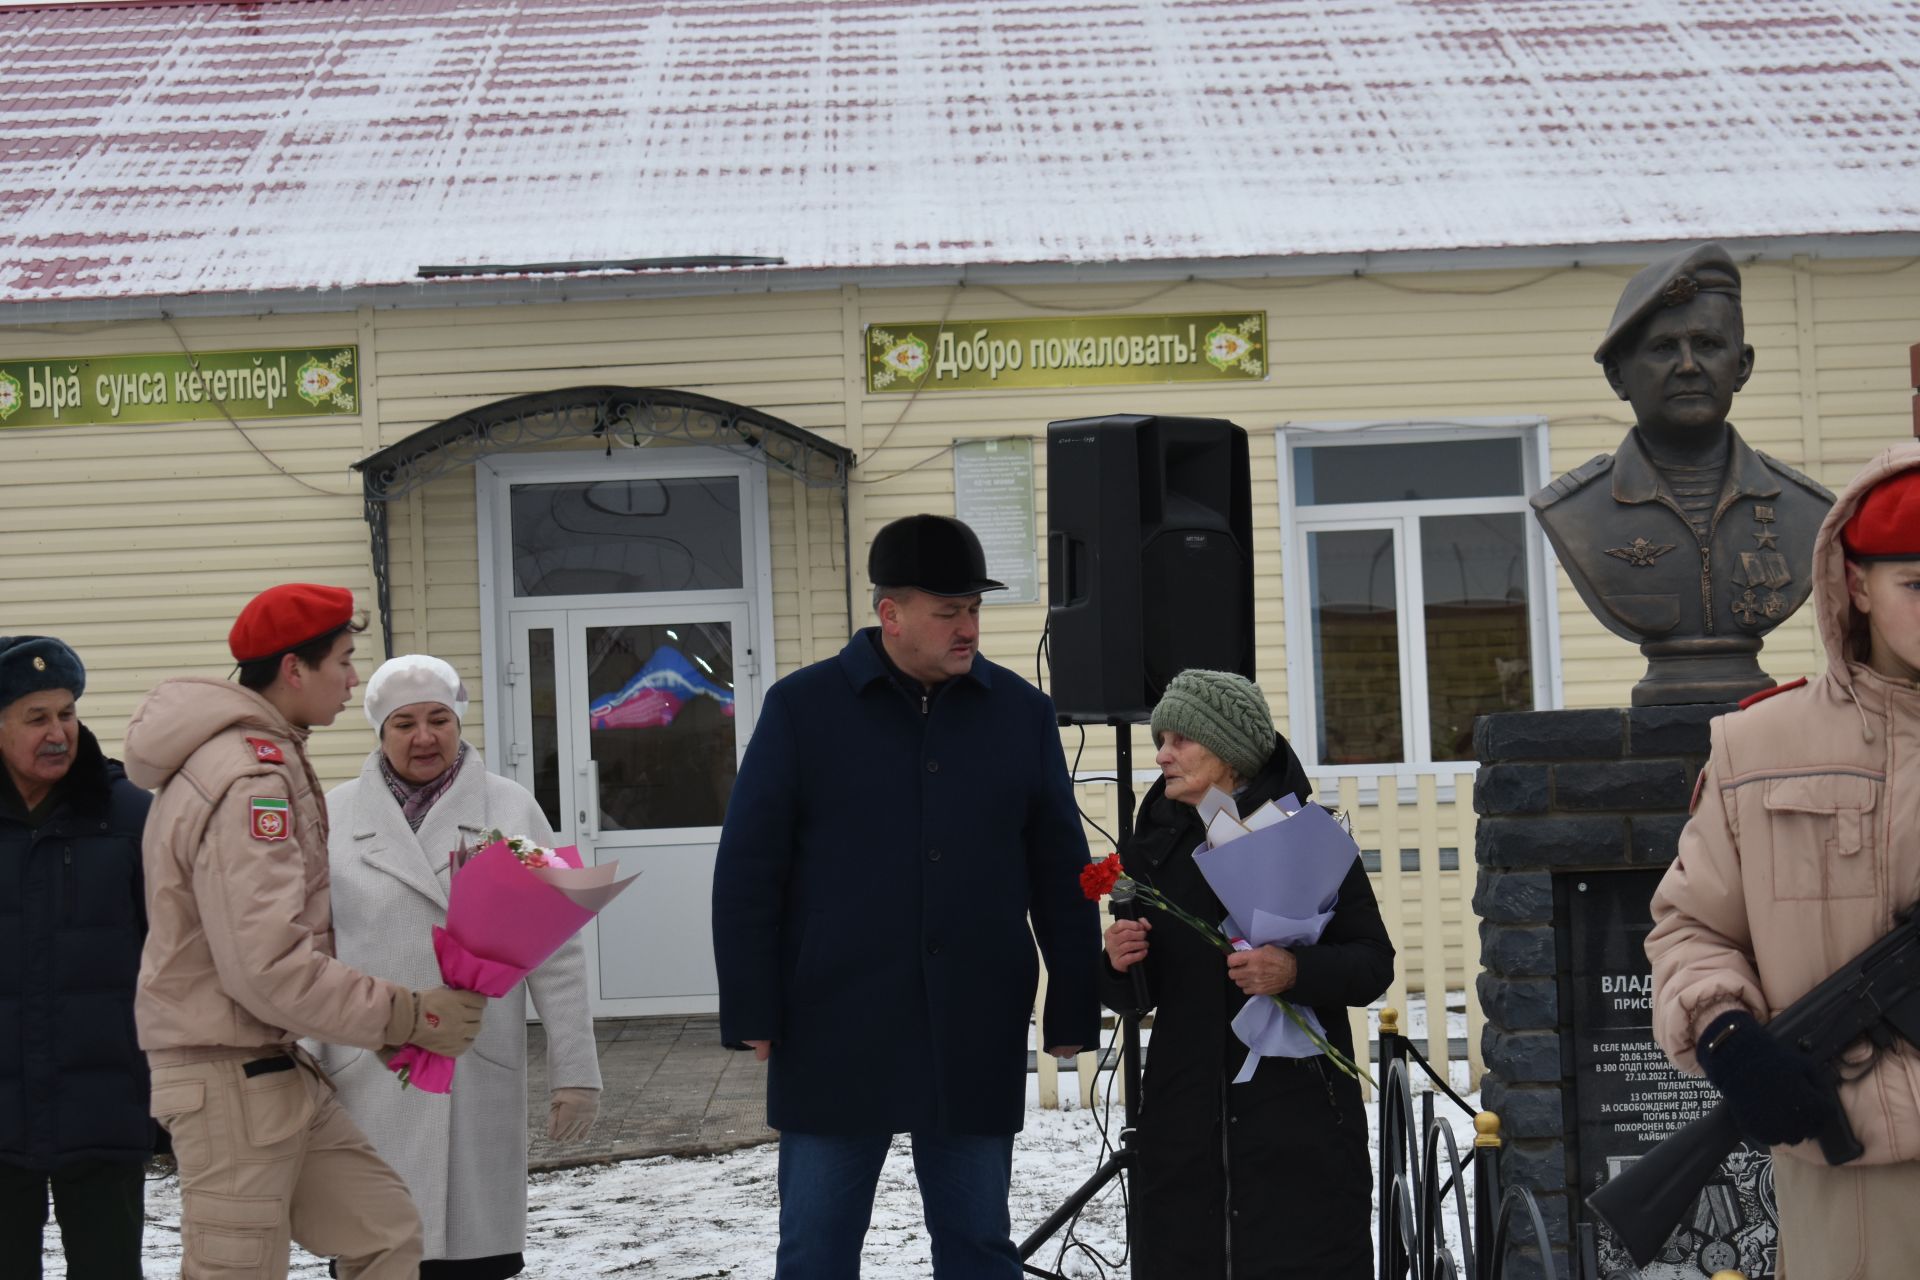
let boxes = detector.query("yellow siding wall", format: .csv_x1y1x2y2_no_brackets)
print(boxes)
3,258,1916,797
0,314,379,781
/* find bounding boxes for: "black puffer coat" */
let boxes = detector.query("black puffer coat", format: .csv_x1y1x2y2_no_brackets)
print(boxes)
0,725,154,1169
1100,734,1394,1279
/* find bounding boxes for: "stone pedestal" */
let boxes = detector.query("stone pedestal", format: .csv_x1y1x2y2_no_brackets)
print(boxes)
1472,704,1741,1280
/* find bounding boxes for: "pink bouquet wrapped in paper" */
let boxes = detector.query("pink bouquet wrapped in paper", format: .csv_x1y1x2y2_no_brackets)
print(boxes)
387,831,638,1093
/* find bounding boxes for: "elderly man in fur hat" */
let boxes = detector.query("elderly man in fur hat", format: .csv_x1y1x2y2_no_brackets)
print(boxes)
0,637,154,1279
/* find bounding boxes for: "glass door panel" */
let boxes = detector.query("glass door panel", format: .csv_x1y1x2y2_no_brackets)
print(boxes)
507,613,573,839
1307,526,1407,765
581,619,739,832
566,604,751,1007
510,476,745,597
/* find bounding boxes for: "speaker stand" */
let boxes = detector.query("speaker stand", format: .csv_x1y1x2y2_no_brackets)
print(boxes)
1018,725,1143,1278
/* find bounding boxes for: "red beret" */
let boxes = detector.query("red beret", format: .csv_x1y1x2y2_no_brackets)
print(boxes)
1842,470,1920,561
230,584,356,662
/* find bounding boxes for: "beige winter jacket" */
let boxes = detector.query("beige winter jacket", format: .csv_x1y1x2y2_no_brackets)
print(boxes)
127,678,412,1056
1648,442,1920,1167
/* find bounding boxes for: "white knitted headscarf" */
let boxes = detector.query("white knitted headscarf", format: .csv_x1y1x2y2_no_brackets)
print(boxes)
364,654,470,731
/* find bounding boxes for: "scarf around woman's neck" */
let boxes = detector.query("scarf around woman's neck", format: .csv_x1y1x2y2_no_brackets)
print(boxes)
380,741,469,832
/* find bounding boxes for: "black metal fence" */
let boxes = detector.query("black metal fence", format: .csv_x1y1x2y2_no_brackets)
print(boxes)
1376,1008,1560,1280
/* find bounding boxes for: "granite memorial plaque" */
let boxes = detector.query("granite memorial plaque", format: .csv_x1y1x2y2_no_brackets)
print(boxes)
1563,871,1778,1279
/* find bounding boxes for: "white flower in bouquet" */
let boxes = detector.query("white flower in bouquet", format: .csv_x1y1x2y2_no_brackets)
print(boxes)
488,830,562,869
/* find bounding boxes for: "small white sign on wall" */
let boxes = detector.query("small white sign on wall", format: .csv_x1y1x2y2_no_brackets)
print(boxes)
953,437,1039,604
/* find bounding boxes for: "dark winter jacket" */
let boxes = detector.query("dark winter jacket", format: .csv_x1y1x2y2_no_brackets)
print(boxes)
0,724,154,1169
1101,735,1394,1279
713,629,1101,1134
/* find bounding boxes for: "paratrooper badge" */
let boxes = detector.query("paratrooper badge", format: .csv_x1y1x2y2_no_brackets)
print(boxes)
250,796,290,841
1605,537,1676,568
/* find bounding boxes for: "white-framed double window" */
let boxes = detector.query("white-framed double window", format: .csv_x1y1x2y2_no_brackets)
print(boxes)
1279,421,1561,775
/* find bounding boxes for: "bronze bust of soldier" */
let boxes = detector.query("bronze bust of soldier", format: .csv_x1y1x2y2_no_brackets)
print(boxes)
1532,243,1834,705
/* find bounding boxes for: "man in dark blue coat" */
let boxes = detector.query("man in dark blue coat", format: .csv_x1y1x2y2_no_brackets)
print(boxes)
714,514,1100,1278
0,637,153,1279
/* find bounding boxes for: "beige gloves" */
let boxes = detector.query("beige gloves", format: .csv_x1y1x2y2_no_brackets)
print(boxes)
383,987,488,1058
548,1086,600,1143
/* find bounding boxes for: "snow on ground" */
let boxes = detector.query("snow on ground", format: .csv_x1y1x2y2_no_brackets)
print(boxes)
64,1068,1483,1279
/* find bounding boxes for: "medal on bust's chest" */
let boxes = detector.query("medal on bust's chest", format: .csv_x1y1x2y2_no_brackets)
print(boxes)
1731,505,1792,628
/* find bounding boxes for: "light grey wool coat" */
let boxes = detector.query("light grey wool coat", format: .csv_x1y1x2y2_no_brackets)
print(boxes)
311,746,601,1262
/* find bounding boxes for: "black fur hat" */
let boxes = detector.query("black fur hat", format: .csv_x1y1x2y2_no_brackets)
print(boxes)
0,636,85,713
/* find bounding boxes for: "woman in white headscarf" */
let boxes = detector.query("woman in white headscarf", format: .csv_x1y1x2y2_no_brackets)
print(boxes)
314,655,602,1280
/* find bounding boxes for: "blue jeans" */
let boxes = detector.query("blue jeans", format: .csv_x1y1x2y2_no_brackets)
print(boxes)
775,1131,1019,1279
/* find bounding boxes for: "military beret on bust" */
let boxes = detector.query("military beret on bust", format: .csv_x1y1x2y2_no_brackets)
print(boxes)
1842,469,1920,561
1595,242,1743,364
868,514,1006,597
0,636,85,713
229,583,357,662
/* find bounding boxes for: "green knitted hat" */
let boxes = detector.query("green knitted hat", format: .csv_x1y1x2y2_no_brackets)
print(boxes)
1149,669,1275,782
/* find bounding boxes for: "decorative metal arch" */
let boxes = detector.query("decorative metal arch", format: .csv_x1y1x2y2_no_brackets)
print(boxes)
351,386,855,653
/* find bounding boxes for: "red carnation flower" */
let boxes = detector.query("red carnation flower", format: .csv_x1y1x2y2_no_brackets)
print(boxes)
1079,855,1124,901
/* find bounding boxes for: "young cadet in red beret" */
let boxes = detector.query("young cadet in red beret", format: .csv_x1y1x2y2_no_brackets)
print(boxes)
1648,444,1920,1277
124,585,490,1279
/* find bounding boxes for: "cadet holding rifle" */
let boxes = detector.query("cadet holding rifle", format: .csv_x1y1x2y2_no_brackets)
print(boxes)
1646,445,1920,1278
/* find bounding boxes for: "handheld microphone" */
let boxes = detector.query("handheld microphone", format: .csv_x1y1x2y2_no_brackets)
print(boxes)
1109,877,1152,1016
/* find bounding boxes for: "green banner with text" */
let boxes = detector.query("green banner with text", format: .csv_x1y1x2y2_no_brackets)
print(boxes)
0,346,359,428
865,312,1266,393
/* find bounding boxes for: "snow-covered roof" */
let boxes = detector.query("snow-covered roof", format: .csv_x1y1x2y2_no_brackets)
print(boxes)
2,0,1917,306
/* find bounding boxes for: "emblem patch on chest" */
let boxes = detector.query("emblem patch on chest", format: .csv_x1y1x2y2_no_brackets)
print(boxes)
250,796,291,841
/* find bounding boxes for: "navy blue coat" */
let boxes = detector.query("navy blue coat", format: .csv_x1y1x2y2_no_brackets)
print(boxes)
713,630,1101,1135
0,725,154,1170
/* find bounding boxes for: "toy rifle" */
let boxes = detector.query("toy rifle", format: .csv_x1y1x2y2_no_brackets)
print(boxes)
1587,912,1920,1266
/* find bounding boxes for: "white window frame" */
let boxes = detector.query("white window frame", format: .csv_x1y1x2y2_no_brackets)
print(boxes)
1277,419,1562,781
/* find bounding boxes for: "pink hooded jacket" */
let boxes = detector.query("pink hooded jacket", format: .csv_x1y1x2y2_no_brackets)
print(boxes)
1648,441,1920,1166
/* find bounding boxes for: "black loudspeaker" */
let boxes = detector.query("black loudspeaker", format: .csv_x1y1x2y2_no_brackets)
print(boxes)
1046,414,1255,724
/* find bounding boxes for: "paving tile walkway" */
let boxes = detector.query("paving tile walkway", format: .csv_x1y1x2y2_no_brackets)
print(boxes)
524,1015,776,1171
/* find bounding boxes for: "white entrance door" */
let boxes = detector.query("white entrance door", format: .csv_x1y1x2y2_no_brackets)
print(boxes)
506,606,753,1015
481,450,773,1017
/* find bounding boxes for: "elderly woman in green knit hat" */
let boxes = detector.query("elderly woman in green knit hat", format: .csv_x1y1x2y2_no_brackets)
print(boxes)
1099,669,1394,1280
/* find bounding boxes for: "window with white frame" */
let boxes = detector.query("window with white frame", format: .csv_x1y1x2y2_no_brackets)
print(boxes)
1280,423,1558,771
